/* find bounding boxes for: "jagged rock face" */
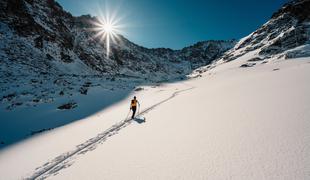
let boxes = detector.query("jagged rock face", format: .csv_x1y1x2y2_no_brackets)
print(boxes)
1,0,73,46
180,40,236,68
220,0,310,62
0,0,235,80
271,0,310,21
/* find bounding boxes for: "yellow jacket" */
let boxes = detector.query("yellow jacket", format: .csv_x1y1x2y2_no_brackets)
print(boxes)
131,99,138,108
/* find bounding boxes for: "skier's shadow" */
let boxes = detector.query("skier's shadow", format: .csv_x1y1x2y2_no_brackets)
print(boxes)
133,117,146,124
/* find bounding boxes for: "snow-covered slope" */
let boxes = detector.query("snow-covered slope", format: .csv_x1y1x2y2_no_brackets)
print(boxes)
0,55,309,180
48,57,310,180
0,0,310,179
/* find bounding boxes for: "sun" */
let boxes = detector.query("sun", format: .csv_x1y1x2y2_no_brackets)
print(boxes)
102,22,115,34
90,6,126,60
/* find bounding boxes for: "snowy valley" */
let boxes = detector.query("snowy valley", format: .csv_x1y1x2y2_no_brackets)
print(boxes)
0,0,310,179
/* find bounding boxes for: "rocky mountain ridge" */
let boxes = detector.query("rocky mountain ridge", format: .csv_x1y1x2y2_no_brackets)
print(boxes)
0,0,236,80
217,0,310,63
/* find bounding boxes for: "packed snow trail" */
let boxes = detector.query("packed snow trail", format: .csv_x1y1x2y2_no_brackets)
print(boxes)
28,86,194,180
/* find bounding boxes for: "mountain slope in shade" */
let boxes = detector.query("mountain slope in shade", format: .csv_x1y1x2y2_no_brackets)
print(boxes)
0,0,235,147
0,0,236,112
0,0,235,113
0,0,236,78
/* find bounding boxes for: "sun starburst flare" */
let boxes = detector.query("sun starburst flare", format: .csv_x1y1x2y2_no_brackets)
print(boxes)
90,4,127,59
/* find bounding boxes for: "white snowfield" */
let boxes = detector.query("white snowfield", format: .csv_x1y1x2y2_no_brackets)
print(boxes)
0,56,310,180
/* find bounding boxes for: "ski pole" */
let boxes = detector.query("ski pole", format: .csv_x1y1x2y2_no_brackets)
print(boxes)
125,109,131,121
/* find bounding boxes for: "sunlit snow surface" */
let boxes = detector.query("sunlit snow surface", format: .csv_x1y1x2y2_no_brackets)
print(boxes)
0,55,309,179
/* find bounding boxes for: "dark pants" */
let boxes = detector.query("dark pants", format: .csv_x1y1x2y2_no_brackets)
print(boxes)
131,106,137,119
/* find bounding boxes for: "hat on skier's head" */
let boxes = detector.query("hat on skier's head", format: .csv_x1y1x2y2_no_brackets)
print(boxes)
134,96,136,99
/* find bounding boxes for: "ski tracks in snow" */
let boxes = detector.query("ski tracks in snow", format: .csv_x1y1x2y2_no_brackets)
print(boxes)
27,86,194,180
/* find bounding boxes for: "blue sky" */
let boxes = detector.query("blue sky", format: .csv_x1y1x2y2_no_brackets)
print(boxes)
57,0,289,49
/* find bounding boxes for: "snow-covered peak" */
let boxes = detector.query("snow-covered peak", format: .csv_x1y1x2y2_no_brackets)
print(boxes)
217,0,310,63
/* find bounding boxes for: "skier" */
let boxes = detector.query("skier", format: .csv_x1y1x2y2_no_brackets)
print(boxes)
130,96,140,119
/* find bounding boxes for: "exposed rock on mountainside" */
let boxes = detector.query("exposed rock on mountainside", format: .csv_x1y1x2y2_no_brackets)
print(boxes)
0,0,235,78
219,0,310,62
